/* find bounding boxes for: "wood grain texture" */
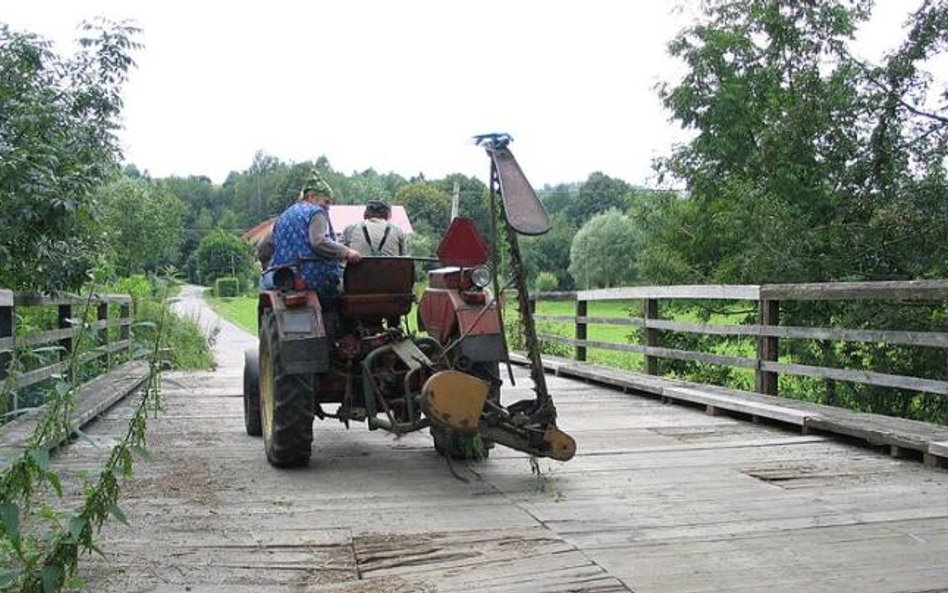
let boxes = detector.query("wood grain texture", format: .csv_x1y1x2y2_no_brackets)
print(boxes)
40,288,948,593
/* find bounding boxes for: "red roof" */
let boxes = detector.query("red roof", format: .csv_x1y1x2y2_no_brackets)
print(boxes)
241,205,414,246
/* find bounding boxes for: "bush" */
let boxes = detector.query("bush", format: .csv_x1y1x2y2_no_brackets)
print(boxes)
215,277,239,297
534,271,559,294
112,274,152,304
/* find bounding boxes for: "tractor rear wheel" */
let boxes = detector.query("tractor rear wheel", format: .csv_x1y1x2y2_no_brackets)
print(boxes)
259,309,314,468
243,348,262,436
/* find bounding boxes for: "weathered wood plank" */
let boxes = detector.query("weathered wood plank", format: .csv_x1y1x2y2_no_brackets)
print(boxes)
761,360,948,395
577,284,761,302
663,386,811,426
0,360,149,464
761,279,948,301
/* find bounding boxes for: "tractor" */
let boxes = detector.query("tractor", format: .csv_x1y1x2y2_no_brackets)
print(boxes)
242,135,575,468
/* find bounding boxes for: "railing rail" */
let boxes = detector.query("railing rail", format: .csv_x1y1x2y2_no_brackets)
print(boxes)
0,289,133,415
530,280,948,398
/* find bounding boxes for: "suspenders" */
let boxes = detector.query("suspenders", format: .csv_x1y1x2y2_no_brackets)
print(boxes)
361,221,392,255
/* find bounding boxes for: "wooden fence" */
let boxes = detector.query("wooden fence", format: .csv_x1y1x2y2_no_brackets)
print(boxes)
531,280,948,398
0,289,133,416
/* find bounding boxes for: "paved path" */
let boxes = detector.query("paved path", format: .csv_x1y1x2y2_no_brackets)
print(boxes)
51,288,948,592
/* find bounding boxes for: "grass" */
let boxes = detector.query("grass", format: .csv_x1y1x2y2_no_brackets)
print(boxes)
203,288,425,337
528,298,758,376
205,293,258,334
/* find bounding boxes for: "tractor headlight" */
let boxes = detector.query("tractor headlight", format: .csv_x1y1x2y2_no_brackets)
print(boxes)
470,266,492,289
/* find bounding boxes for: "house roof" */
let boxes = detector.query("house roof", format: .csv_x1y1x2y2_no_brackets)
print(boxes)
241,205,414,246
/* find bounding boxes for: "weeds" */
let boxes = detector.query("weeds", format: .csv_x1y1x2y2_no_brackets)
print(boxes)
0,273,184,591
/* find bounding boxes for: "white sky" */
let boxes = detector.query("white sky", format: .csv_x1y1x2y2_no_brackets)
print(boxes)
3,1,929,189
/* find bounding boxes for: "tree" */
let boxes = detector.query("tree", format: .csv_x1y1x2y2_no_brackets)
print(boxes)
540,182,580,218
568,209,641,289
566,172,632,226
653,0,948,284
195,230,255,287
432,174,490,236
394,182,452,235
0,20,140,290
99,175,186,276
521,213,577,290
648,0,948,418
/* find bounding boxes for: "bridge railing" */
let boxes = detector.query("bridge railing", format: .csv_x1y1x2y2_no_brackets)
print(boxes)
0,289,133,418
529,280,948,399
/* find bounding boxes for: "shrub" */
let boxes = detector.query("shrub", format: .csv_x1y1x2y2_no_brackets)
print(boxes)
215,277,239,297
534,271,559,294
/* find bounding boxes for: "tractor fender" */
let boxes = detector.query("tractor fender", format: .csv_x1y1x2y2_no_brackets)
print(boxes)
418,289,505,363
257,290,330,374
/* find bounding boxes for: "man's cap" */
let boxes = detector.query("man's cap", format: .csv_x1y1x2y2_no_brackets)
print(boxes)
366,199,391,213
302,170,334,199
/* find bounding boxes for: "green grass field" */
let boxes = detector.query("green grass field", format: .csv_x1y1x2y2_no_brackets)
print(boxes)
205,293,258,334
204,284,428,337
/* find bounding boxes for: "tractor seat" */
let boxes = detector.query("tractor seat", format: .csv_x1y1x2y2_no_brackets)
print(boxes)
339,257,415,320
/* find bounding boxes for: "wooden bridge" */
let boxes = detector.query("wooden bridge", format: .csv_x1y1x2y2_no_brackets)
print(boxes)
4,283,948,592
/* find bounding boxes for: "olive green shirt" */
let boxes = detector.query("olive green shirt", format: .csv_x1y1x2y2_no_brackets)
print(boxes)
342,218,408,257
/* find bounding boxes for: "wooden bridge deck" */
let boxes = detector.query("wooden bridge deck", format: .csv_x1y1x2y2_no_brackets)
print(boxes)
49,289,948,592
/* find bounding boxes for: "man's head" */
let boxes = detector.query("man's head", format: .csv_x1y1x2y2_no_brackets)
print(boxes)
364,199,391,220
301,171,334,205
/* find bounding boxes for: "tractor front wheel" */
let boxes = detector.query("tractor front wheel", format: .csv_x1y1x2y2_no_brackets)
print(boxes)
259,309,314,468
243,348,262,436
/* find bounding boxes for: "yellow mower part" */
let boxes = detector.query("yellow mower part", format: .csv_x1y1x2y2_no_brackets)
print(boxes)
421,370,490,433
544,427,577,461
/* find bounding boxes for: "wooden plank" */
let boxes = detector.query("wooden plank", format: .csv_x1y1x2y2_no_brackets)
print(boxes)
12,292,85,306
577,284,761,302
0,360,149,463
537,335,759,370
663,387,810,427
535,315,644,327
532,291,577,301
97,293,132,304
761,360,948,395
14,360,67,389
759,324,948,348
761,279,948,301
540,317,948,349
18,327,77,348
930,441,948,458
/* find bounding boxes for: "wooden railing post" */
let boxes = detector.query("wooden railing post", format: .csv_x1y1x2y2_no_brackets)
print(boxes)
0,291,13,384
120,300,131,358
575,297,587,361
97,301,110,369
58,303,74,362
644,298,660,375
756,298,779,395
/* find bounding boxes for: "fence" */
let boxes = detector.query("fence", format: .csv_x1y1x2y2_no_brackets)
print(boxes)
530,280,948,399
0,289,133,417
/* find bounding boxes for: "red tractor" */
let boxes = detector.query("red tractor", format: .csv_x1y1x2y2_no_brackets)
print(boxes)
243,135,575,467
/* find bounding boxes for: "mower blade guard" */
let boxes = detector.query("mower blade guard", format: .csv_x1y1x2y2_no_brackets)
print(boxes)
488,146,552,236
421,370,490,433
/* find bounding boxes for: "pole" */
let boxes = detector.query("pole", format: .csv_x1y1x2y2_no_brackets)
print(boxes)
451,181,460,220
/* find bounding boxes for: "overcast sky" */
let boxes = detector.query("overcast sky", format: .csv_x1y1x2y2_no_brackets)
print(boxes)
4,1,926,189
